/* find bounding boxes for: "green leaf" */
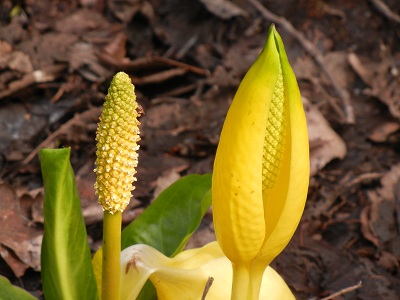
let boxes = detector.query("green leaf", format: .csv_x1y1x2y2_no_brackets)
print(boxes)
0,276,37,300
121,174,212,257
135,279,157,300
40,148,98,300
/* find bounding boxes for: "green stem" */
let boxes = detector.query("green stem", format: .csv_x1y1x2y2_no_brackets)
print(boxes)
231,263,252,300
231,262,266,300
102,211,122,300
249,262,266,300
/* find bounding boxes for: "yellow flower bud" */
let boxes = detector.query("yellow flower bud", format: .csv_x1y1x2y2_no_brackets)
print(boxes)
212,25,309,299
94,72,141,214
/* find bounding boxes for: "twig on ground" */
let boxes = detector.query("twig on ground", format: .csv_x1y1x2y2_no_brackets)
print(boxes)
319,281,362,300
98,53,209,77
154,56,210,76
21,106,102,165
131,68,188,85
369,0,400,23
343,172,383,188
247,0,355,124
0,64,67,100
201,277,214,300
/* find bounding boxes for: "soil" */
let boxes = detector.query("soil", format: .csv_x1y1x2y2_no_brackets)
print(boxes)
1,0,400,299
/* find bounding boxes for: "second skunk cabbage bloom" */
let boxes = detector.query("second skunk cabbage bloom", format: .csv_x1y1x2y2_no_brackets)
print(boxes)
212,25,309,299
94,72,141,214
120,241,294,300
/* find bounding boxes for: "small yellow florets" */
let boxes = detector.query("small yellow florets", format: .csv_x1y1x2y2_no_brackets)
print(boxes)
262,68,286,190
94,72,141,213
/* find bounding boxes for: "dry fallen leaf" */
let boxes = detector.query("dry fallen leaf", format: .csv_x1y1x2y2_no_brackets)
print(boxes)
293,52,355,122
54,8,110,35
199,0,248,20
368,122,400,143
107,0,155,23
69,42,111,82
348,52,400,119
152,169,181,200
0,184,42,277
364,164,400,264
303,97,347,176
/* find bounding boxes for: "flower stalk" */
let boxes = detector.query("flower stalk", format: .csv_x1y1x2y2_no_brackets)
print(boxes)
231,264,252,300
94,72,141,300
102,211,122,300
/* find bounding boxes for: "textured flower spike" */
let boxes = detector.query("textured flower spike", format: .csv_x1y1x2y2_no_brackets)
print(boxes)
212,25,309,299
95,72,141,300
94,72,141,214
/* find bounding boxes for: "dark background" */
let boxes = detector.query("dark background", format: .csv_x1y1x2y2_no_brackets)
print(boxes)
0,0,400,299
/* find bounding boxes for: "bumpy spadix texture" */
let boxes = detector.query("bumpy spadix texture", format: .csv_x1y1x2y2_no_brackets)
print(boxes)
212,24,309,274
263,69,286,190
94,72,140,213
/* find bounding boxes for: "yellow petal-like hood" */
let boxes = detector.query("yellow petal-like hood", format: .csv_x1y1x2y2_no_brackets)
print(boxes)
212,25,281,265
212,25,309,298
120,242,295,300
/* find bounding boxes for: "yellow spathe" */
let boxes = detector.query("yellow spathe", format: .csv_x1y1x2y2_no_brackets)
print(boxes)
212,25,309,299
120,241,295,300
